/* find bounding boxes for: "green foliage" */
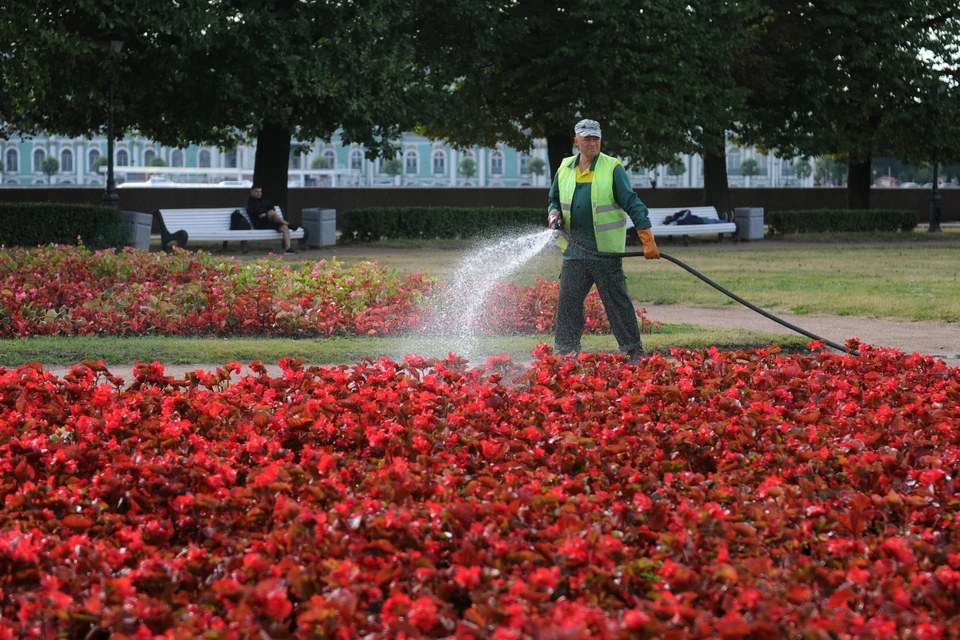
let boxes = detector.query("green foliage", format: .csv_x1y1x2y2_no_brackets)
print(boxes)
767,210,918,235
794,158,812,181
91,156,109,173
0,160,4,173
311,156,330,170
738,1,960,167
739,158,760,177
667,158,687,177
149,156,167,167
458,158,476,179
527,157,546,177
383,159,403,177
418,1,752,170
341,207,545,242
41,156,59,177
0,203,131,249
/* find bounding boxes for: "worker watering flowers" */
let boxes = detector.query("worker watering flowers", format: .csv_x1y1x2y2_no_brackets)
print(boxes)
547,119,660,364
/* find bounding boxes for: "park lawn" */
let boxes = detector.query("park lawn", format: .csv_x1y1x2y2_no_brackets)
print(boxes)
336,243,960,323
0,325,808,367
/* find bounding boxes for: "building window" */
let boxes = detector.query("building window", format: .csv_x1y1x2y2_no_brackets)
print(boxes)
519,153,531,174
323,149,336,169
199,149,212,168
726,147,741,174
432,150,446,174
289,149,300,170
758,153,769,174
88,149,100,171
350,149,363,171
116,149,129,166
143,149,156,166
33,149,45,172
490,150,504,175
404,149,419,175
60,149,73,173
171,149,184,167
5,148,18,173
225,148,237,168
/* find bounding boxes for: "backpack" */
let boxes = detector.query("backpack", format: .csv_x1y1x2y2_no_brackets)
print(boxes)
230,209,252,230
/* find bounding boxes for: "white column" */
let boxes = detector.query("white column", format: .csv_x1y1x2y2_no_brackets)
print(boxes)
478,148,486,186
76,139,84,183
49,137,57,185
449,148,457,186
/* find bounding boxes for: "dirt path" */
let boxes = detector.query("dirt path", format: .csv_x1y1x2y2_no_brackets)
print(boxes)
642,303,959,366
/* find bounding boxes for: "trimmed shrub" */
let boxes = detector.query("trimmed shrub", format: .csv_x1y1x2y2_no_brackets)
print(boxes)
341,207,546,242
767,209,918,235
0,203,132,249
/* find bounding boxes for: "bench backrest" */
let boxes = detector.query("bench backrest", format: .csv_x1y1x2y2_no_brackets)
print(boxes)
647,206,720,226
155,208,251,232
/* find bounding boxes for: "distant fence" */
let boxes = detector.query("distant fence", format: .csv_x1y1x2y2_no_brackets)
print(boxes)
1,186,956,229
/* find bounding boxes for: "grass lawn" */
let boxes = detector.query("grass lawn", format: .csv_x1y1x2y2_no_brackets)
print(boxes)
0,325,809,367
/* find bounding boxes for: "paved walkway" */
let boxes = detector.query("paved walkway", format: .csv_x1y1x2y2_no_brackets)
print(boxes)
641,304,959,367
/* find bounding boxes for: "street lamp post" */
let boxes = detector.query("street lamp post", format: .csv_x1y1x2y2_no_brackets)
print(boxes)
928,154,942,233
101,38,123,207
927,82,946,233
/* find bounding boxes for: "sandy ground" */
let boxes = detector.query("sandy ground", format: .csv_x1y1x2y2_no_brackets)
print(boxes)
641,304,959,367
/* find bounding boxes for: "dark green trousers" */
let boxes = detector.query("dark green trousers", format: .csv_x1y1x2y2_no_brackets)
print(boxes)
554,258,644,355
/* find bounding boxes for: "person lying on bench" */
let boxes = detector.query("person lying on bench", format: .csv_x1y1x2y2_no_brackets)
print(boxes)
663,210,725,225
246,183,297,254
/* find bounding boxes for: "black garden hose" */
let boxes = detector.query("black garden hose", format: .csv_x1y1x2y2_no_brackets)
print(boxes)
558,233,860,356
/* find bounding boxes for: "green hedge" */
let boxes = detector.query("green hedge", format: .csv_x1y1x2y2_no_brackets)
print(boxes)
767,209,919,235
341,207,546,242
0,203,132,249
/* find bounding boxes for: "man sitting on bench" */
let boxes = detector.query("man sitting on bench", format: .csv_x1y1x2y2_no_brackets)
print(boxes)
663,209,725,225
246,183,297,254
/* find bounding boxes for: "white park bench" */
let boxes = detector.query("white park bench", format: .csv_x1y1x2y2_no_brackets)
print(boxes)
153,208,306,252
627,206,738,245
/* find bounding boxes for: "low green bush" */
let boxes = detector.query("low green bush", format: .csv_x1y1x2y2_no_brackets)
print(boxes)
767,209,918,235
0,203,132,249
341,207,545,242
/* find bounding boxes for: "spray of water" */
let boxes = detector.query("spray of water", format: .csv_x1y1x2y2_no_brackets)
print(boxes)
396,228,556,363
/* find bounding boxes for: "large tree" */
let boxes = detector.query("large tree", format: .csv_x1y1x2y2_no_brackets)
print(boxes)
418,0,749,181
0,0,433,209
737,0,960,209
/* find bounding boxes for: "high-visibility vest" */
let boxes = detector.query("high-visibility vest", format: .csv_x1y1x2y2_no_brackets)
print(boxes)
556,152,627,254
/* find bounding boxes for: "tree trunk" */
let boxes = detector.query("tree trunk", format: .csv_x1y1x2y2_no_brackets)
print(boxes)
546,130,572,179
847,157,872,209
702,151,732,217
253,121,293,215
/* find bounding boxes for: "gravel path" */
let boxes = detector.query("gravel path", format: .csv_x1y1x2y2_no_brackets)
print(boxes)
642,303,959,366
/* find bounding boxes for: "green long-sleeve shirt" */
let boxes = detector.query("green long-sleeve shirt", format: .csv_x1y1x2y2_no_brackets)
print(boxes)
548,154,652,260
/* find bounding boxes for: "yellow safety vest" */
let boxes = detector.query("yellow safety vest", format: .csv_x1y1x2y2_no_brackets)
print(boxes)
556,152,627,254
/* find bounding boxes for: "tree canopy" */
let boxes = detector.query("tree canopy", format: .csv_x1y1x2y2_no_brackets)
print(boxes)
418,0,751,176
736,0,960,207
0,0,435,206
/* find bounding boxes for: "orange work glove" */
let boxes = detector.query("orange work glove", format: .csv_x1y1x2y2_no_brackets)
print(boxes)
637,228,660,260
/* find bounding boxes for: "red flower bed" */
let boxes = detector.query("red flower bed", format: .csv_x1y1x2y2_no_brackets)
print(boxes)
0,247,658,339
1,343,959,637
